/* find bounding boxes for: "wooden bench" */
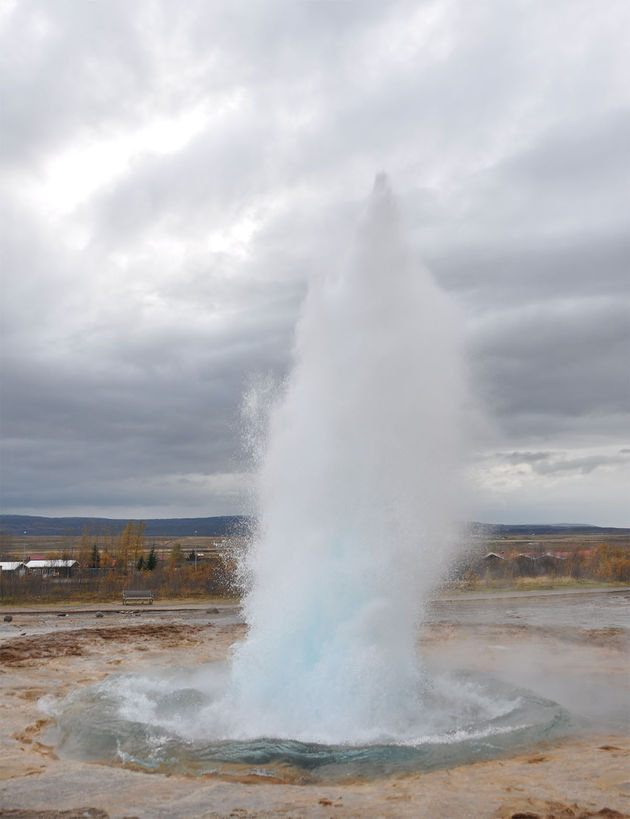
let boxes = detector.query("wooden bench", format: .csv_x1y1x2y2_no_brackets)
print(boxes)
122,590,154,605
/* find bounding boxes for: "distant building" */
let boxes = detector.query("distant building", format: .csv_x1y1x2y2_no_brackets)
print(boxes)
534,553,566,574
478,552,507,577
25,559,78,578
0,561,27,577
513,553,536,576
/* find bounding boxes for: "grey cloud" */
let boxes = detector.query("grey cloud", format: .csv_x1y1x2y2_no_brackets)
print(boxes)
0,0,400,171
501,108,630,197
91,114,274,242
500,452,552,465
0,0,157,166
534,454,630,476
85,1,630,262
471,112,630,240
429,231,630,311
470,298,629,433
423,107,630,316
416,99,630,335
0,207,299,515
2,272,296,445
86,2,584,244
491,450,630,477
190,0,397,71
2,347,248,516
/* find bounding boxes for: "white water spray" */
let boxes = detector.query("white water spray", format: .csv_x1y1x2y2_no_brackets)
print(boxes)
223,175,468,742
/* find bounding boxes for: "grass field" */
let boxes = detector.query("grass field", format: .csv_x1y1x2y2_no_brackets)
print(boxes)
443,576,627,594
473,530,630,551
3,534,229,560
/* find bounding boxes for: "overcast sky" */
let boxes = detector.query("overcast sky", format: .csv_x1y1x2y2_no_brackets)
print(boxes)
1,0,628,526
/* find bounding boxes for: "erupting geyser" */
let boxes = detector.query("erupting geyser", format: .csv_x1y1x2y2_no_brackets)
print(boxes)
225,174,467,742
48,178,569,778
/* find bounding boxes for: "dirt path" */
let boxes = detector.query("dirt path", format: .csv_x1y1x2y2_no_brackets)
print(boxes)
0,608,628,818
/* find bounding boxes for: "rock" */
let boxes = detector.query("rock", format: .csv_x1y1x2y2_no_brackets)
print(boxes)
3,614,12,622
95,611,104,618
206,607,220,614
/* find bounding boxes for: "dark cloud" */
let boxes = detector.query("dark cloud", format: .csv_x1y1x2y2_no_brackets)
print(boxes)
470,298,629,432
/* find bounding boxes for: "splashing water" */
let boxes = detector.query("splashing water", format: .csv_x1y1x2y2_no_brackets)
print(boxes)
220,174,468,743
47,664,569,781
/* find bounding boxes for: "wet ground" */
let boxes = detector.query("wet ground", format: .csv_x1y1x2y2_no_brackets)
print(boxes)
428,586,630,630
0,589,628,817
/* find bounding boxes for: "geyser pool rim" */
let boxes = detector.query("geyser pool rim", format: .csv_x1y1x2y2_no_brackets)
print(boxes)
44,663,573,783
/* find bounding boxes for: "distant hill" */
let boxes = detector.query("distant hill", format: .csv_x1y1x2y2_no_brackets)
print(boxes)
1,515,628,538
468,522,630,537
0,515,251,537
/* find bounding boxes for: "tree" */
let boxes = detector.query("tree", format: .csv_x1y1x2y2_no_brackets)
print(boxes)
116,521,147,573
90,544,100,569
78,523,94,568
116,521,134,572
136,554,145,571
146,548,157,571
100,521,112,554
168,543,182,570
133,521,146,564
592,542,610,579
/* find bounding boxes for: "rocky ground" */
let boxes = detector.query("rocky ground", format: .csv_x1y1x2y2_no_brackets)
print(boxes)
0,594,628,818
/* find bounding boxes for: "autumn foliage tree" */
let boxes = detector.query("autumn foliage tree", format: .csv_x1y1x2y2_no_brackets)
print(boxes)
591,543,630,582
115,521,146,573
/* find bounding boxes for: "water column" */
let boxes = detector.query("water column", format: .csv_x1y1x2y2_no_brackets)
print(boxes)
226,175,467,743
